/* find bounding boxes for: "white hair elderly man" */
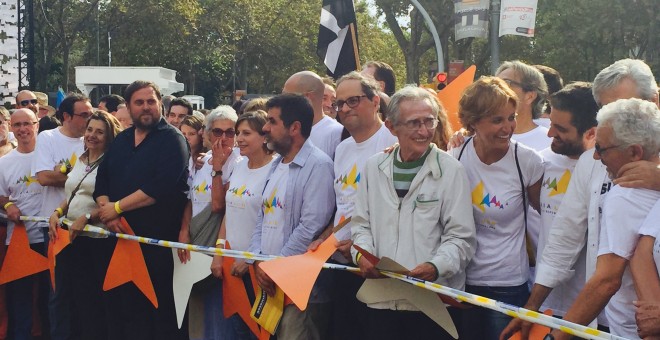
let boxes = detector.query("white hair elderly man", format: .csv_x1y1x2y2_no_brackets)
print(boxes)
548,98,660,339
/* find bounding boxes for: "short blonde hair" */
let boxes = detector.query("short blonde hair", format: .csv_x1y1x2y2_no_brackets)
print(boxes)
459,76,518,133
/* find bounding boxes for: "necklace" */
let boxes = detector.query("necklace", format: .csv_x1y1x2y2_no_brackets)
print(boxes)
83,153,104,173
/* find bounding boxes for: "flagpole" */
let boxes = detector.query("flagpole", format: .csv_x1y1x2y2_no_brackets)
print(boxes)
349,23,360,70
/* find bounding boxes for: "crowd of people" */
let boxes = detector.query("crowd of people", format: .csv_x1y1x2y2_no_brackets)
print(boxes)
0,58,659,340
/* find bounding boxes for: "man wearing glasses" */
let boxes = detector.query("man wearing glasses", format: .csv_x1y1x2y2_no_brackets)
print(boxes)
15,90,40,115
350,86,476,339
31,94,88,340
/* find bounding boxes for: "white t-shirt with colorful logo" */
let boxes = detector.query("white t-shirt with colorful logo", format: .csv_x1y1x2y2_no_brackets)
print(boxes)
451,140,544,286
31,128,84,224
225,157,276,251
310,116,343,159
333,124,397,241
260,162,289,255
638,199,660,275
0,149,45,244
537,148,583,316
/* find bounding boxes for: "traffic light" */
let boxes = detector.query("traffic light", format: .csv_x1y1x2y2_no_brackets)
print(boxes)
436,72,448,90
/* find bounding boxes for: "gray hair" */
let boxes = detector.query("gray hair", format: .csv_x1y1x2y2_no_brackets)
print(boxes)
597,98,660,157
496,60,548,118
592,59,658,105
205,105,238,132
387,85,442,124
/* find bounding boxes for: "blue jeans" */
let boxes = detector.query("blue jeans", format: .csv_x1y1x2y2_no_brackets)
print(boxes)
460,284,529,340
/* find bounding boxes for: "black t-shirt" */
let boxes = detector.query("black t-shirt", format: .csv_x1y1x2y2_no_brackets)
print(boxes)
94,118,190,241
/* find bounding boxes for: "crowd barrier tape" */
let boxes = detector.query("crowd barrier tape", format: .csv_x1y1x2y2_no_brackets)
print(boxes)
0,213,630,340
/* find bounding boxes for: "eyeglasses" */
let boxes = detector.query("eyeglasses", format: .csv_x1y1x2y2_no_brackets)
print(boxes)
19,99,39,106
400,117,438,131
11,121,38,129
333,95,367,111
594,143,621,155
211,128,236,138
72,112,92,119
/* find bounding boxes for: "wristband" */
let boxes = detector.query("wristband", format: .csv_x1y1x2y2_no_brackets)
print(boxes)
114,201,123,215
54,207,64,217
216,239,226,248
355,252,363,264
3,202,14,210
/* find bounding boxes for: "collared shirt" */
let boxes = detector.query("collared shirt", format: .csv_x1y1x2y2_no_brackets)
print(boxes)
249,139,335,257
94,118,190,241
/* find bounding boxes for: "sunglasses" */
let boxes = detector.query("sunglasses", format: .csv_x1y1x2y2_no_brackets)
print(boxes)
19,99,39,106
594,143,621,155
211,128,236,138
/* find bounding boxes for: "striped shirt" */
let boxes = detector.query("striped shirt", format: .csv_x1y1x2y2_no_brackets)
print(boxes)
392,146,431,198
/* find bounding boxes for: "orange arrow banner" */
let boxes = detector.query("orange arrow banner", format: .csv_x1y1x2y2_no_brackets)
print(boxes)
103,218,158,308
0,223,48,284
437,65,477,132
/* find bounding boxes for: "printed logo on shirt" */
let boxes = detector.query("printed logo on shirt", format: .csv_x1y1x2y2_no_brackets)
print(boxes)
229,184,255,198
15,173,38,187
335,164,360,190
471,181,504,212
193,180,211,194
59,152,78,169
263,189,284,214
543,169,571,197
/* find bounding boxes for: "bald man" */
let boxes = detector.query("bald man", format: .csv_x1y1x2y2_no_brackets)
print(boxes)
283,71,343,159
15,90,40,116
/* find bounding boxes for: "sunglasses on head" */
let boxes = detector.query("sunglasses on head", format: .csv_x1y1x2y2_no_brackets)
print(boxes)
19,99,39,106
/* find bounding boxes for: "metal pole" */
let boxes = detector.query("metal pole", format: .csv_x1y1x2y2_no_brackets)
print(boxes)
409,0,444,72
108,31,111,93
490,0,501,74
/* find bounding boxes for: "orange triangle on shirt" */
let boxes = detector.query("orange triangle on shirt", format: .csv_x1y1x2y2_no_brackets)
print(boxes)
222,242,263,337
47,227,71,290
0,222,48,284
259,233,338,311
437,65,477,132
103,218,158,308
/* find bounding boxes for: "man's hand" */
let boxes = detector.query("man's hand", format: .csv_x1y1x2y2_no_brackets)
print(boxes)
614,161,660,190
194,152,207,171
231,260,249,277
409,262,438,282
357,256,381,279
177,229,191,264
68,215,88,243
336,239,352,260
447,129,468,150
98,201,119,223
254,261,276,296
634,300,660,339
210,255,223,279
500,317,534,340
104,218,126,234
307,239,324,252
5,204,21,223
382,143,399,154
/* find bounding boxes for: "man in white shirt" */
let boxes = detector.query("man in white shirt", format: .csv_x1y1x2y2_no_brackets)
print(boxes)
501,59,660,340
283,70,343,159
32,94,88,340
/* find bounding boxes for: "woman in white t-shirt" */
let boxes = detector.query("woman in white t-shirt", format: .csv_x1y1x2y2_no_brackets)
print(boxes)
631,200,660,339
47,111,122,339
179,115,207,188
451,77,543,340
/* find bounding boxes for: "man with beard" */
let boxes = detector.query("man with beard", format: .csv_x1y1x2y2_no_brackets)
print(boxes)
94,80,189,340
249,93,335,339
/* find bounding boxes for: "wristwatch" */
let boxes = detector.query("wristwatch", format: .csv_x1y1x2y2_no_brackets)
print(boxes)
85,213,91,223
211,169,223,177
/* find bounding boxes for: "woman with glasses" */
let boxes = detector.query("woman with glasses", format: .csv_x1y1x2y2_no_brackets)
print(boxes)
47,111,123,339
450,77,543,340
177,105,242,339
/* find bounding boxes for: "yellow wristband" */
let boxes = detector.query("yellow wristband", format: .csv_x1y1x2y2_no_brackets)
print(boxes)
216,239,226,248
3,202,14,210
114,201,123,215
355,252,363,264
54,207,64,217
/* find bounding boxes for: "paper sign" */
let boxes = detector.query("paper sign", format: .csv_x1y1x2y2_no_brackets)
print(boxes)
0,223,48,284
103,218,158,308
437,65,477,132
251,286,284,335
508,309,553,340
171,249,212,328
259,233,338,311
47,227,71,290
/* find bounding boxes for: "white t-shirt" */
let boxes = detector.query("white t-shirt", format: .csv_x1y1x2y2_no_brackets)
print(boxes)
533,118,551,129
638,199,660,275
31,128,84,225
537,148,583,316
225,157,276,251
451,140,544,286
65,155,101,222
333,124,397,241
310,116,343,159
597,186,660,339
260,162,289,255
0,149,45,244
189,153,213,218
222,147,243,185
